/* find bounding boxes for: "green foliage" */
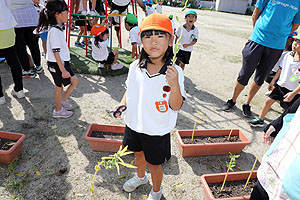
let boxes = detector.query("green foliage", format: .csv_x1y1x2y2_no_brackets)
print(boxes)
221,152,240,191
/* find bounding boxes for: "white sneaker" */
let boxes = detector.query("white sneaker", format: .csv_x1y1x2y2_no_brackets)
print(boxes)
81,9,88,16
11,89,25,99
147,188,162,200
98,63,105,68
123,175,148,192
111,63,123,70
89,9,99,16
0,96,5,105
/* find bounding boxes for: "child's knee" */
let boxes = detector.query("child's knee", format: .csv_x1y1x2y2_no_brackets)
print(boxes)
265,98,275,105
71,76,79,86
113,49,119,55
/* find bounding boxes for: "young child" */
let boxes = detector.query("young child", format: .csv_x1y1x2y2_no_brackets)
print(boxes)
249,34,300,127
124,14,141,58
168,14,175,35
107,0,130,14
91,24,123,70
116,13,185,200
175,10,198,71
155,0,163,14
40,0,79,118
137,0,155,17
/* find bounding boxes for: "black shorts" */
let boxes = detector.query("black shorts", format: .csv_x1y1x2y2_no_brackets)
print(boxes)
111,15,120,32
175,49,191,64
123,126,171,165
269,84,300,107
99,52,115,64
47,61,75,87
108,0,130,13
237,40,283,86
75,16,92,31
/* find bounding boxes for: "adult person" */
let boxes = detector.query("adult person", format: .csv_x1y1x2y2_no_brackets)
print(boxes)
0,0,25,105
7,0,42,78
250,105,300,200
222,0,300,117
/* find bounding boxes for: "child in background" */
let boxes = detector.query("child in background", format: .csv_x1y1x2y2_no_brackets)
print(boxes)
175,10,198,70
249,34,300,127
116,13,185,200
168,14,175,35
81,0,98,16
155,0,163,13
40,0,79,118
124,14,141,58
91,24,123,70
137,0,155,17
107,0,130,14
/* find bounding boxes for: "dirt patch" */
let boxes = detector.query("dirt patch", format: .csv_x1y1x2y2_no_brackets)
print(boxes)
91,131,124,140
182,135,240,144
0,138,17,151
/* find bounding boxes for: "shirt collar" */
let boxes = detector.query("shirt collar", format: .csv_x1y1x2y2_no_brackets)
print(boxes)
140,59,172,75
183,23,195,30
51,25,63,32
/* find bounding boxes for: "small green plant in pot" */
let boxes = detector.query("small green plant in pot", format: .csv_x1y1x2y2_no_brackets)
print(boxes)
220,152,240,191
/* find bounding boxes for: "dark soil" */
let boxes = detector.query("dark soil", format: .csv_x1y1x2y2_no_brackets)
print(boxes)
91,131,124,140
182,135,241,144
0,137,17,151
209,179,257,198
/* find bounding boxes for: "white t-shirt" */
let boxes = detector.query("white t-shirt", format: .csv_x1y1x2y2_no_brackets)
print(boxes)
46,26,70,62
171,19,175,34
145,5,155,16
113,0,130,6
272,50,289,72
129,26,141,46
0,0,17,30
91,37,109,61
155,4,162,13
277,52,300,93
176,24,198,52
124,59,186,136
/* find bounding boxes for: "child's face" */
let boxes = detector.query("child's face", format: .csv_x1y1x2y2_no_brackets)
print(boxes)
125,23,130,31
141,31,172,60
56,10,68,24
185,14,197,25
292,39,300,52
101,33,109,41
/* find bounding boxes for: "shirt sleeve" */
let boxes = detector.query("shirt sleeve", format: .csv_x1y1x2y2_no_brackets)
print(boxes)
49,28,62,51
194,27,199,40
175,25,181,38
255,0,269,11
293,11,300,24
130,29,138,44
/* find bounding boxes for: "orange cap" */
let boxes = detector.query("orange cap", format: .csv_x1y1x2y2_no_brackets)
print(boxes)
140,13,173,36
91,24,107,36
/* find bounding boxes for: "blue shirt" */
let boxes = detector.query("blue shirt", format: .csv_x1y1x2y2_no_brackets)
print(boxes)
249,0,300,50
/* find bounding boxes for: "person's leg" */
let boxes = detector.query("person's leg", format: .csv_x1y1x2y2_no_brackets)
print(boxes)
245,81,261,104
250,180,269,200
54,86,63,111
62,76,79,102
232,81,245,102
42,40,47,54
112,49,119,64
259,97,276,119
147,163,163,192
180,63,185,71
25,27,41,67
14,28,31,71
134,151,147,178
3,46,23,92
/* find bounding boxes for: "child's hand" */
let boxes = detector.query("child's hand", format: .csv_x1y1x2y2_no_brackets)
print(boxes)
283,92,296,102
62,71,71,79
166,66,179,87
113,105,127,118
268,82,274,91
262,125,275,145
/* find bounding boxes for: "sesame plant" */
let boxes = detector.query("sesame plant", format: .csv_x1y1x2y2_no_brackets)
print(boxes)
89,145,136,200
220,152,240,191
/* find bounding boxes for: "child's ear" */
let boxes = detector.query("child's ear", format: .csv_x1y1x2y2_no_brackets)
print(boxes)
168,35,174,46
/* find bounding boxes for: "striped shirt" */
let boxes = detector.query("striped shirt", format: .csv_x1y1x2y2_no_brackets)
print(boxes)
11,6,38,28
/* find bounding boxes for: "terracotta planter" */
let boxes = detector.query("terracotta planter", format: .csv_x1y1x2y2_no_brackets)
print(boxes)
0,131,26,164
176,129,251,157
200,171,257,200
84,124,125,152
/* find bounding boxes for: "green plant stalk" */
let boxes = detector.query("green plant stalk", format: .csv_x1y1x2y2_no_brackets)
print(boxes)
227,129,233,141
221,158,233,191
244,157,258,189
191,121,197,142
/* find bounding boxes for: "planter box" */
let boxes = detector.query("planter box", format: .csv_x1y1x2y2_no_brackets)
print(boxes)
176,129,250,157
0,131,26,164
84,124,125,152
201,171,257,200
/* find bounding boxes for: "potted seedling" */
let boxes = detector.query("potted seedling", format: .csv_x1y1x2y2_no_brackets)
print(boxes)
176,127,251,157
0,131,26,164
200,154,258,200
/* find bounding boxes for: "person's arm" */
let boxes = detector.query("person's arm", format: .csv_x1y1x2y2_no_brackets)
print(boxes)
131,43,137,58
268,68,281,91
114,91,127,118
182,40,197,48
137,0,145,10
283,84,300,102
166,66,183,110
252,8,262,28
53,52,70,78
291,23,300,33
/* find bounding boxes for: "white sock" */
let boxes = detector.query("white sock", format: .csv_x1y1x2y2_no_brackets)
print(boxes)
138,175,146,180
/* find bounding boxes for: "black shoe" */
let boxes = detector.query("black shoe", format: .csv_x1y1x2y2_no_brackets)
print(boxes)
222,99,236,111
242,103,252,117
248,118,264,127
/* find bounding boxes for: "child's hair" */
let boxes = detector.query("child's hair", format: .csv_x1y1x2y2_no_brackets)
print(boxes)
37,0,68,32
94,28,109,48
125,21,138,28
139,30,173,66
124,14,138,28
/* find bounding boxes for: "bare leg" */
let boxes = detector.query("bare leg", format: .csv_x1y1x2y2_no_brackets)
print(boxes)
259,98,276,119
112,49,119,64
245,81,261,104
54,86,63,111
28,53,34,68
62,76,79,102
42,41,47,54
232,81,246,102
134,151,147,178
148,163,163,192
